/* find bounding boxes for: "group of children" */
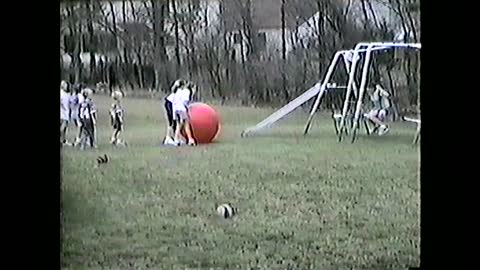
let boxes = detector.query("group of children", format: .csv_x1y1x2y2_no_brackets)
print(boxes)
163,79,197,146
60,81,125,149
60,78,197,149
60,78,392,148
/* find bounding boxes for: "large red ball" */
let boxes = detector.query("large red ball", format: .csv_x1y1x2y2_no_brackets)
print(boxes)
184,103,221,144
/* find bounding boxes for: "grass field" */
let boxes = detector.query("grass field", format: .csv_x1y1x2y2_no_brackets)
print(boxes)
61,95,420,270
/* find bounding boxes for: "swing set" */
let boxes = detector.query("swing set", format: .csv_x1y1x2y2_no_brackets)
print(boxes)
241,42,421,144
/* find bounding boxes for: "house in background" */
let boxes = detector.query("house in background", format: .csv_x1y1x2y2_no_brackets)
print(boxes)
221,0,318,60
219,0,418,61
345,0,418,41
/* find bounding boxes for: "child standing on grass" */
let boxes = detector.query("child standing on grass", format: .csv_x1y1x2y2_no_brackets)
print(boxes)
172,80,197,146
60,80,71,146
163,79,184,145
70,84,84,146
110,90,126,146
78,88,97,149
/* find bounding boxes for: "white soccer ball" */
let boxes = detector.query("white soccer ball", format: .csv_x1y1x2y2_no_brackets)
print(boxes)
216,203,235,218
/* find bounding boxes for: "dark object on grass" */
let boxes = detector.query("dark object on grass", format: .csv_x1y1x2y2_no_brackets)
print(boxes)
97,154,109,165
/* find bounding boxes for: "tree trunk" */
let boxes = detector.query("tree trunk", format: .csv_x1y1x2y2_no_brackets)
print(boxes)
171,0,181,78
366,0,380,29
404,53,414,106
86,0,96,81
122,0,130,74
392,0,410,42
108,1,120,89
316,0,324,79
386,68,399,121
151,0,169,91
404,0,418,42
74,32,83,84
360,0,370,33
188,0,196,78
66,4,83,84
281,0,288,101
136,50,145,89
243,0,256,60
417,53,420,114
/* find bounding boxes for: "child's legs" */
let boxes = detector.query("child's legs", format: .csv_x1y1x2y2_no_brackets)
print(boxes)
70,111,81,140
183,119,195,143
111,128,118,142
111,120,120,140
377,109,387,122
366,109,385,126
60,119,68,143
112,123,122,142
170,121,177,138
75,120,83,141
79,120,88,146
174,120,185,142
173,110,188,142
164,100,175,139
83,120,95,147
92,122,98,146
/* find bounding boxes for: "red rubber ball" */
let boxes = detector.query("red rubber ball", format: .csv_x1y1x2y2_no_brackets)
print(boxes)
185,103,221,144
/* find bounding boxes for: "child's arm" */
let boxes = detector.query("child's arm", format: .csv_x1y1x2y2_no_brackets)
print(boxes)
183,92,193,108
91,103,97,125
190,85,197,102
118,108,124,124
110,104,116,125
171,80,182,93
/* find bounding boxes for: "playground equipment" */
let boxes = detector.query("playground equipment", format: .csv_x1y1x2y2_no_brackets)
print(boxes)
334,42,421,143
403,116,421,144
241,42,421,143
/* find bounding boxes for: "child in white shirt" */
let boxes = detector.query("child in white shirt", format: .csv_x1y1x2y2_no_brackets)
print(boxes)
172,81,197,146
60,81,71,145
70,84,85,146
110,90,126,146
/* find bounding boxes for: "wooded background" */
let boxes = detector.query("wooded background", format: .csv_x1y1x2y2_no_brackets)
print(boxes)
60,0,420,116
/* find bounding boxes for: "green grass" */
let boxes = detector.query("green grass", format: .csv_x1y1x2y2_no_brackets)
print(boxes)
61,95,420,270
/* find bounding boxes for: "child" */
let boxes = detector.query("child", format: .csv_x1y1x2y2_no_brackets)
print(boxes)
163,79,184,145
365,84,391,135
70,84,84,146
110,90,126,146
60,81,71,146
172,80,197,146
78,88,97,149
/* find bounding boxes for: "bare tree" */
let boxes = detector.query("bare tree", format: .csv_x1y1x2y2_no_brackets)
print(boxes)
281,0,288,101
85,0,96,80
151,0,169,91
64,4,83,84
171,0,182,78
59,0,420,109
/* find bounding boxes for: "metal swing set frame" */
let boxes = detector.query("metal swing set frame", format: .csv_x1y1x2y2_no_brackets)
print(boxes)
241,41,421,143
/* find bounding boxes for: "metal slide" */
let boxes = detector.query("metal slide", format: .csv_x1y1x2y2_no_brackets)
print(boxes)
241,82,323,136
